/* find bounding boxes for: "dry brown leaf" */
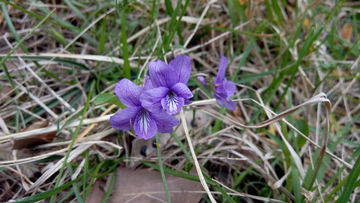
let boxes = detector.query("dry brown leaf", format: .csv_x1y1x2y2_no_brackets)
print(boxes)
0,143,39,177
341,23,353,41
85,179,106,203
110,168,203,203
0,85,12,98
12,121,56,149
231,105,243,121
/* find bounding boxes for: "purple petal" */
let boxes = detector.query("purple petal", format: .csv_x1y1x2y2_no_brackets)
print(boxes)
171,83,193,99
133,109,158,140
161,93,184,115
184,99,192,105
140,87,169,113
143,76,154,90
214,81,236,111
197,76,207,86
215,96,236,111
110,107,140,131
215,85,227,99
214,55,228,84
223,99,236,111
223,80,236,97
169,55,192,86
148,60,171,87
151,112,179,133
114,79,142,107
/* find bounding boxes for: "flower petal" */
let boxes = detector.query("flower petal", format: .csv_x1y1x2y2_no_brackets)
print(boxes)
171,83,193,99
169,55,192,86
115,79,142,107
161,93,184,115
197,76,207,86
215,85,227,99
151,112,179,133
143,76,154,90
215,96,236,111
223,99,236,111
133,110,158,140
223,80,236,97
140,87,169,113
110,107,140,131
148,60,171,87
184,99,192,105
214,55,228,84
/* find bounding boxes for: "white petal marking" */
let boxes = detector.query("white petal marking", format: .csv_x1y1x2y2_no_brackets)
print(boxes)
139,110,150,133
166,93,178,113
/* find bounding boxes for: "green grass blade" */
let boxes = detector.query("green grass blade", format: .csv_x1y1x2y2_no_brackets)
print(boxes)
156,135,172,203
335,155,360,203
101,171,116,203
16,177,81,202
50,81,95,203
1,3,26,51
119,1,131,78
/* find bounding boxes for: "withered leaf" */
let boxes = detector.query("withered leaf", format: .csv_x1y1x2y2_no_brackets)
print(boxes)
12,121,56,149
85,179,106,203
341,23,353,41
110,167,203,203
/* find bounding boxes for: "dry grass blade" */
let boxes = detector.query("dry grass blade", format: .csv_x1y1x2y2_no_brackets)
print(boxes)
183,0,216,48
0,114,113,143
0,53,137,66
203,93,330,129
2,37,75,112
29,144,92,190
179,110,217,203
14,80,58,119
200,93,340,174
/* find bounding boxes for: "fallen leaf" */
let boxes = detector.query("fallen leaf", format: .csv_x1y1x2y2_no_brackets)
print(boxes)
341,23,353,41
12,121,56,149
110,168,203,203
85,179,106,203
0,143,39,177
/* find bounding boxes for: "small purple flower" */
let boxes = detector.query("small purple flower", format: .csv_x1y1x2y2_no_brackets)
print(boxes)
110,79,179,140
141,55,193,115
214,56,236,110
197,76,207,86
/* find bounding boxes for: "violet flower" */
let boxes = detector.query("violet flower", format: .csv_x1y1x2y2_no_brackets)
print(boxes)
197,76,207,86
214,56,236,110
110,79,179,140
141,55,193,115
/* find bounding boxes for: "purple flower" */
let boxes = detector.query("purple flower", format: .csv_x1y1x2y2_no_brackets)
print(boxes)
214,56,236,110
197,76,207,86
141,55,193,115
110,79,179,140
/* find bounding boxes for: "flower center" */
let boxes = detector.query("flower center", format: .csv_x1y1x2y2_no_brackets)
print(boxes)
166,92,178,113
138,109,150,133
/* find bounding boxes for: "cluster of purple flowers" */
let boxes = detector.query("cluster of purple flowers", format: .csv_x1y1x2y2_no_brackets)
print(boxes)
110,55,236,140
